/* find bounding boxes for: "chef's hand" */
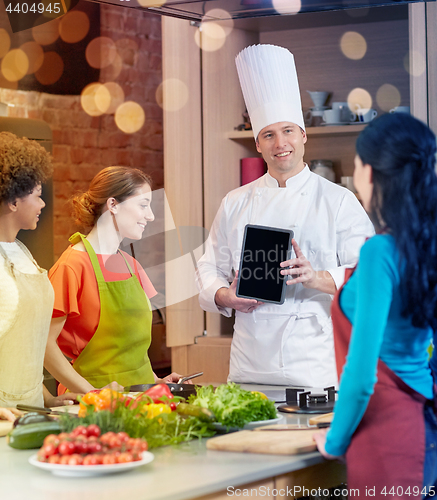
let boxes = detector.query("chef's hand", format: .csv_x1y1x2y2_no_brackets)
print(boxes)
215,272,263,313
0,407,23,422
313,428,345,463
280,239,336,295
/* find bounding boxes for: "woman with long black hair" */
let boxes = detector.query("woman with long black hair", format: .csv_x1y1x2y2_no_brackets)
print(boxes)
314,112,437,496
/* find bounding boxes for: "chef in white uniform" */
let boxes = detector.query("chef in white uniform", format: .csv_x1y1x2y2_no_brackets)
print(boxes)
196,44,374,388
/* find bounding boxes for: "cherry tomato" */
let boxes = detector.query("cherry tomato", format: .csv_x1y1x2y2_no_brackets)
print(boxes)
68,454,84,466
57,432,69,441
117,452,133,463
43,434,60,447
116,432,129,443
74,439,88,454
102,454,117,465
59,455,71,465
71,425,88,437
169,402,177,411
40,443,58,458
100,432,116,445
87,441,103,454
83,454,99,466
86,424,101,438
48,454,61,464
107,436,122,449
58,440,76,456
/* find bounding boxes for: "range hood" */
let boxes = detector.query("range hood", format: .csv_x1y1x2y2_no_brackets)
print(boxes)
144,0,434,21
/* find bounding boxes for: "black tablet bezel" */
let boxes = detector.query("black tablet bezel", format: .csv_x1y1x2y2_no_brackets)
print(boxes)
236,224,294,305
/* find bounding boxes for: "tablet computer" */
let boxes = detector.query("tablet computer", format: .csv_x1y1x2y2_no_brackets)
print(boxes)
236,224,294,305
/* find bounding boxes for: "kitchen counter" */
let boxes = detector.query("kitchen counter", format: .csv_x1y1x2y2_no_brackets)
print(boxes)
0,385,345,500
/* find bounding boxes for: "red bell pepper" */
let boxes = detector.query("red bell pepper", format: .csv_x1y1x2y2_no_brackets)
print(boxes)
144,383,174,403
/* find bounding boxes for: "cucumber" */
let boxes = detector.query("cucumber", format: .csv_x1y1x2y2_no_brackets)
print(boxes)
176,403,215,422
7,420,61,449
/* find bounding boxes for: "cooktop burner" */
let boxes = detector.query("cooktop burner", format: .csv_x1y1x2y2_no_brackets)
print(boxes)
277,386,336,414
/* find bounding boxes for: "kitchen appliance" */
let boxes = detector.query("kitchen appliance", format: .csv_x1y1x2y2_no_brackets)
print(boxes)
277,386,336,414
124,382,197,399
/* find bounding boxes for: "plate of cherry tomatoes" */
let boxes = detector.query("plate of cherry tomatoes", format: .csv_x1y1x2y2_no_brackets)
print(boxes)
29,424,154,477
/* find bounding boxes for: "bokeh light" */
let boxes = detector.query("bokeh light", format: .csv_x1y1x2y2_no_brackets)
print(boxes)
81,83,107,116
32,18,60,45
340,31,367,60
194,22,226,52
347,87,372,113
115,38,138,66
203,9,234,36
155,78,189,112
100,53,123,81
115,101,145,134
137,0,166,6
376,83,401,112
1,49,29,82
35,51,63,85
0,72,18,90
20,42,44,75
101,82,125,114
86,37,117,69
59,11,90,43
272,0,302,15
403,50,426,77
0,29,11,59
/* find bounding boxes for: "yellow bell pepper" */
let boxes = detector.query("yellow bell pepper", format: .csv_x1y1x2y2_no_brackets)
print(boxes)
251,391,268,400
142,403,172,419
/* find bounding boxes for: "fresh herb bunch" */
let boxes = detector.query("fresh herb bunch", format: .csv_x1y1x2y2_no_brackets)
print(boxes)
188,383,277,428
59,400,215,449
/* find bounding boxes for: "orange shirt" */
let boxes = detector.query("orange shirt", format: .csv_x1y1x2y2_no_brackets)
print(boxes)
49,246,157,361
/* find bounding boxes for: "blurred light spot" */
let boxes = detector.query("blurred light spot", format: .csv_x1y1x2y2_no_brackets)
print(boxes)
100,53,123,80
0,29,11,59
194,23,226,52
81,83,106,116
347,87,372,113
115,38,138,66
35,51,63,85
86,37,117,69
340,31,367,60
1,49,29,82
32,18,60,45
115,101,145,134
404,50,426,77
272,0,301,15
203,9,234,36
94,85,111,113
59,11,90,43
101,82,124,114
376,83,401,112
137,0,166,6
20,42,44,74
0,72,18,90
155,78,189,112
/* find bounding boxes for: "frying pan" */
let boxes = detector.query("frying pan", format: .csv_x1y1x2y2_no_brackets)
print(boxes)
124,371,203,399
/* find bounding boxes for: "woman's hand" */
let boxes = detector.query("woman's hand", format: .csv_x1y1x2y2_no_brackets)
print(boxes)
45,392,82,408
313,429,345,463
0,407,23,422
155,372,194,384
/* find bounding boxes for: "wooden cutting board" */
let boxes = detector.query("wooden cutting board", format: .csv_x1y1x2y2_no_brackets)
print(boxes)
206,429,317,455
0,420,13,437
309,413,334,426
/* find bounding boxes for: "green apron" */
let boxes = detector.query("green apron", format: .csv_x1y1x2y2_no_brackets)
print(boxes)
71,233,154,388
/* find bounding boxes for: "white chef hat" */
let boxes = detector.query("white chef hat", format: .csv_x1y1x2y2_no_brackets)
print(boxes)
235,44,305,140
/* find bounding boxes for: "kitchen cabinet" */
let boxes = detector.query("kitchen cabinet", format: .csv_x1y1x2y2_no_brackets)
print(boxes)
162,4,436,382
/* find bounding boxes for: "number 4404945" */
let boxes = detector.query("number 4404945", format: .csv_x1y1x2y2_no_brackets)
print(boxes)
6,3,62,14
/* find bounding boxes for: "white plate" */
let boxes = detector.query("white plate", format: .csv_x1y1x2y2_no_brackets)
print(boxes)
28,451,154,477
212,414,284,433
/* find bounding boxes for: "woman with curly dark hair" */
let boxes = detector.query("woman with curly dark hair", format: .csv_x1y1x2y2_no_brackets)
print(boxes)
0,132,78,420
314,113,437,496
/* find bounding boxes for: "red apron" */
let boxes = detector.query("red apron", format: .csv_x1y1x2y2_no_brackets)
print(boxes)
332,268,427,498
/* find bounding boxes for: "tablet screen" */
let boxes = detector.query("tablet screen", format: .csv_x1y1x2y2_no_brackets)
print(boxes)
236,224,293,304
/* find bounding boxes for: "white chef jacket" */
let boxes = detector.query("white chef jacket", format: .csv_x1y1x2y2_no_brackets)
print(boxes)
196,166,374,387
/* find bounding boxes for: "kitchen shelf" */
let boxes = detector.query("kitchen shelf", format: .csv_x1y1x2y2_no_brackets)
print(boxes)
227,124,366,140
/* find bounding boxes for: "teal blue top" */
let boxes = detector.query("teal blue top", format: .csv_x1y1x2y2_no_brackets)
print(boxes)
325,234,435,456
